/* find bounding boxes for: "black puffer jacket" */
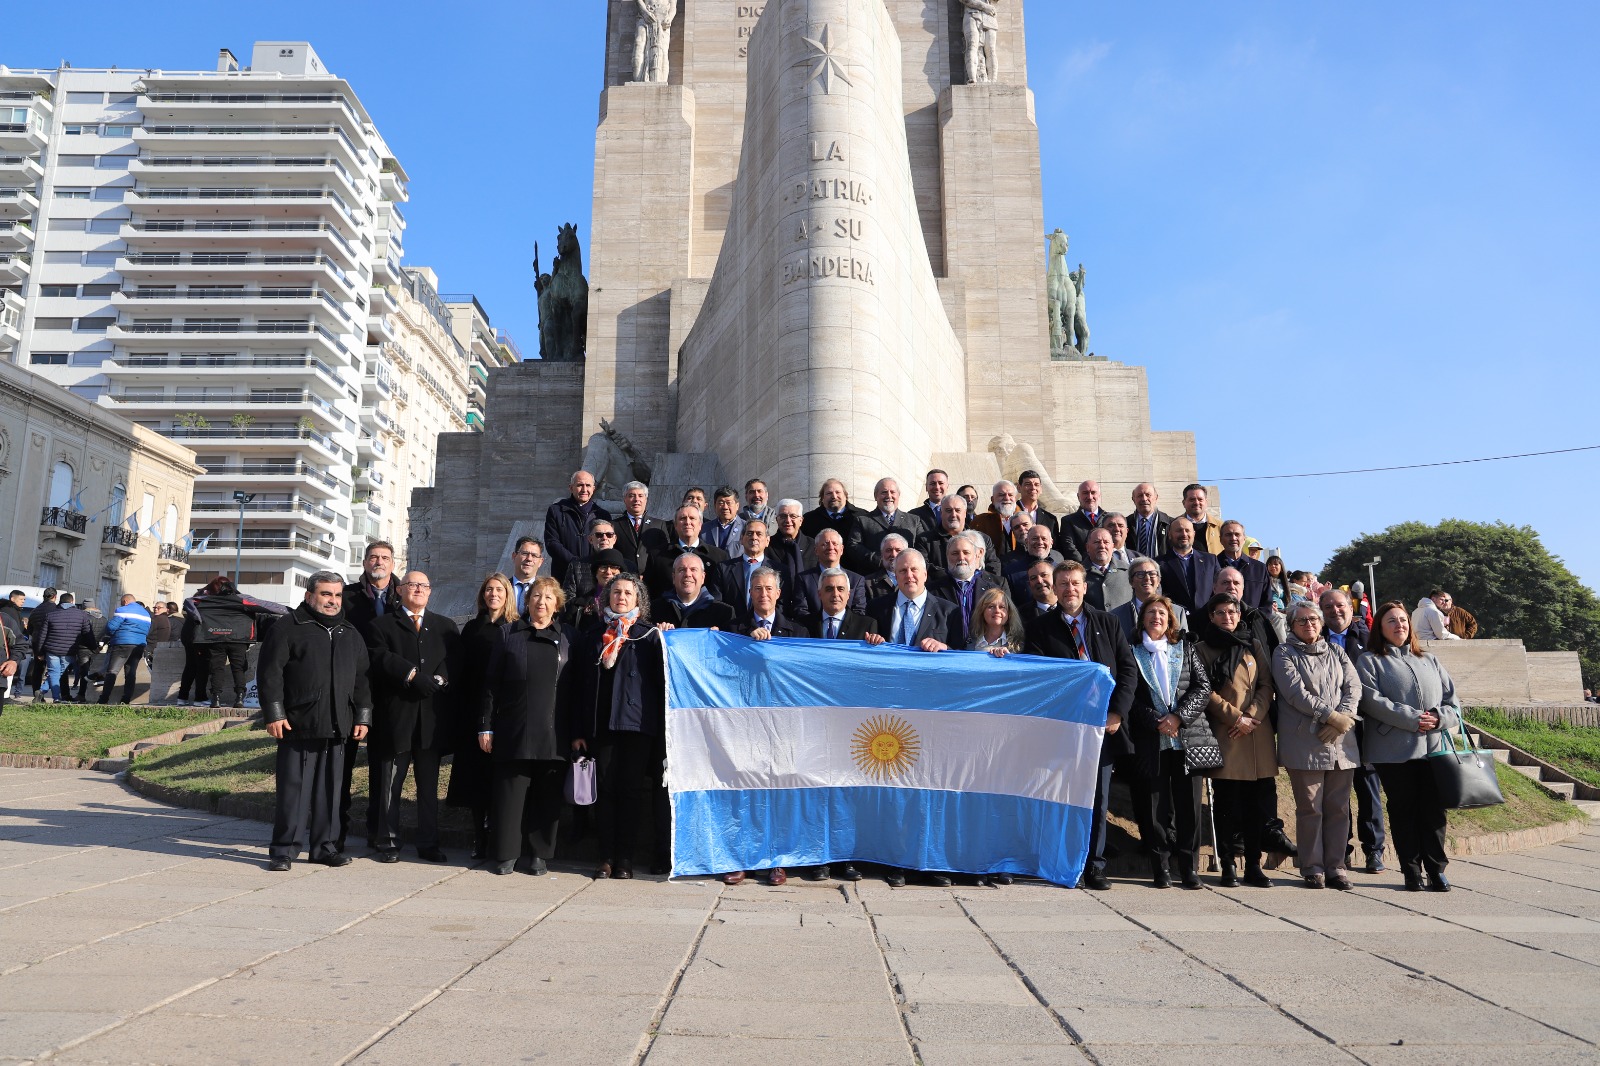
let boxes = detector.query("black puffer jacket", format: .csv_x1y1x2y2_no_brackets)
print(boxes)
1128,635,1216,778
187,591,282,644
258,604,373,739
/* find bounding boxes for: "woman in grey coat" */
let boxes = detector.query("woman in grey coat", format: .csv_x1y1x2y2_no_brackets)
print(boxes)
1356,600,1461,893
1271,601,1362,890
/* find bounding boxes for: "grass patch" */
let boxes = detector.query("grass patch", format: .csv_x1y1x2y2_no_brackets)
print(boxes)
1466,708,1600,790
0,702,222,760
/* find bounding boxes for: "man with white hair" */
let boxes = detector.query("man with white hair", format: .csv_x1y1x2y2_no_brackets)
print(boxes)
865,549,955,653
614,481,669,575
929,530,1011,645
790,528,868,619
866,532,910,603
1083,528,1133,613
1128,483,1173,560
919,493,1002,581
766,498,811,597
848,477,929,574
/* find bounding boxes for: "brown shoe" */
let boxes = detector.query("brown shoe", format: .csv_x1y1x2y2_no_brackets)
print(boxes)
594,862,612,880
722,870,746,885
767,868,787,886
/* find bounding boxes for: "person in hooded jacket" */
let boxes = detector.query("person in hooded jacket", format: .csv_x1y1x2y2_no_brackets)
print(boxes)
259,571,372,871
188,576,283,708
480,576,576,875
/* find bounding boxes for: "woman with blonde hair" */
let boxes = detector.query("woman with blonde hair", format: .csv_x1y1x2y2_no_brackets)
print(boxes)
445,573,520,859
967,586,1023,655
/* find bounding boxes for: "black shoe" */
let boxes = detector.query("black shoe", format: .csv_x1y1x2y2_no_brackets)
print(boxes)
1303,873,1325,889
315,852,353,868
837,864,863,882
1151,859,1172,889
806,865,830,881
1404,873,1425,892
1327,874,1352,891
884,869,907,887
928,873,954,888
1242,864,1273,888
528,857,548,876
418,846,448,863
1426,872,1451,892
1217,859,1239,888
1266,825,1298,857
491,860,516,875
267,857,291,872
1082,870,1111,891
373,849,400,864
993,873,1013,886
614,863,634,879
1179,869,1202,891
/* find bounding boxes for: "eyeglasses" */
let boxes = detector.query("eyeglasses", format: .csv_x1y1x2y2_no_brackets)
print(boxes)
514,551,541,559
401,582,431,590
592,531,617,539
1291,617,1320,626
1131,571,1160,582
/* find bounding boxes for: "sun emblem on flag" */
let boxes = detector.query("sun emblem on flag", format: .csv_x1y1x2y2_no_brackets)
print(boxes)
851,715,921,780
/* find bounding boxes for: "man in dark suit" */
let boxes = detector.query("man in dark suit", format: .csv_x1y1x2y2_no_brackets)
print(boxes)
1016,469,1060,537
1216,519,1271,612
734,568,806,641
1128,483,1173,561
713,518,786,610
790,528,868,619
800,478,863,543
848,477,929,575
1112,557,1189,640
928,530,1011,646
1003,523,1065,596
560,518,619,606
1157,517,1221,615
864,533,911,604
1058,479,1106,560
653,554,738,630
544,470,611,584
1014,559,1059,620
364,570,459,863
1024,561,1138,891
908,468,949,533
614,481,670,575
704,486,745,555
339,540,401,853
643,504,729,600
865,548,957,656
1083,528,1133,614
919,494,1002,582
1320,587,1383,873
767,499,812,594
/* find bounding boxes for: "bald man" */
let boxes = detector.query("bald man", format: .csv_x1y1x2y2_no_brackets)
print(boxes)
1060,479,1106,558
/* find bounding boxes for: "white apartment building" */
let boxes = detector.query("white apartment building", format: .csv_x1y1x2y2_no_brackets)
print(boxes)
440,294,518,431
0,42,493,599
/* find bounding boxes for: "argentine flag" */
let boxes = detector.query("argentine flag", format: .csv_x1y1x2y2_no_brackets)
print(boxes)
665,630,1114,886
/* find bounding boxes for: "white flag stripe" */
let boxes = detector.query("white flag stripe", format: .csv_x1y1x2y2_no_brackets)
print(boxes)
668,705,1102,808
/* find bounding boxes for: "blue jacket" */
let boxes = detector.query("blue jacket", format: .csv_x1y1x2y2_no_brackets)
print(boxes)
105,602,152,646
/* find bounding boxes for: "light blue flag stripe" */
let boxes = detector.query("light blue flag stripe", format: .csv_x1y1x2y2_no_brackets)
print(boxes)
663,629,1114,726
672,787,1093,887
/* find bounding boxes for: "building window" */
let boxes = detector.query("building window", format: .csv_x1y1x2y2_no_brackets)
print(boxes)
55,187,91,200
163,503,179,545
103,125,135,137
37,562,64,588
66,91,104,104
50,461,74,508
92,187,127,201
81,283,118,297
56,155,96,168
108,93,138,107
108,482,126,526
29,352,68,365
83,251,120,266
75,317,115,332
70,351,109,366
86,218,124,234
33,318,74,330
63,124,91,135
41,285,78,298
96,156,133,170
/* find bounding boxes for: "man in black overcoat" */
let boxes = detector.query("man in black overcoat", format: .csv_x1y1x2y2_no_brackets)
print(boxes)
338,540,401,852
365,570,459,863
260,571,372,871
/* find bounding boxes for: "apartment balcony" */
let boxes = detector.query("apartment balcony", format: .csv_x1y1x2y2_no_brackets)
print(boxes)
137,92,365,131
194,460,349,499
158,543,191,572
372,250,401,284
354,464,384,490
165,424,354,465
0,252,29,284
126,186,361,228
0,290,22,346
0,88,54,116
101,524,140,553
190,533,336,562
368,285,396,316
465,409,484,431
109,387,350,429
0,187,38,218
0,219,34,250
357,432,388,460
109,352,354,395
0,117,48,154
120,220,361,267
40,506,88,540
115,251,358,299
134,124,366,170
113,286,353,329
379,159,409,203
367,312,396,344
190,497,346,535
108,318,355,362
0,155,44,182
131,155,366,204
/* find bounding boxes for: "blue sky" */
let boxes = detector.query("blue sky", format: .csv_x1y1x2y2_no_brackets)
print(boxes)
11,2,1597,591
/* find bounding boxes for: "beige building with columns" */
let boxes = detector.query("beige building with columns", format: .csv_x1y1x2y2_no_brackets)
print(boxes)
0,360,201,611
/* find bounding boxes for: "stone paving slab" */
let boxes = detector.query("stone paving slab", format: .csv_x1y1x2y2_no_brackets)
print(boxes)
1,769,1598,1065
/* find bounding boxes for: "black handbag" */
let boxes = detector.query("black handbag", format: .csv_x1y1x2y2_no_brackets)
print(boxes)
1426,714,1505,810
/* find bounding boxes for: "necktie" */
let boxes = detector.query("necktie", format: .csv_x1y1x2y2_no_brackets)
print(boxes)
1071,617,1087,660
759,618,772,630
899,600,916,645
1138,516,1154,558
413,613,423,633
959,582,972,638
632,516,641,534
825,617,838,639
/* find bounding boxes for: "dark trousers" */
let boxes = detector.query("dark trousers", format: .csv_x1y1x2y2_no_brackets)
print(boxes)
1375,759,1449,878
490,758,566,864
1135,749,1203,867
207,642,250,706
1350,764,1387,861
369,748,441,851
99,644,146,704
1213,776,1276,864
271,736,346,861
337,736,367,852
1085,759,1117,875
595,732,668,867
178,642,209,702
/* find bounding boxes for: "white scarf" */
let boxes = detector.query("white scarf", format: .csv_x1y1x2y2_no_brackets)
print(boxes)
1141,633,1175,708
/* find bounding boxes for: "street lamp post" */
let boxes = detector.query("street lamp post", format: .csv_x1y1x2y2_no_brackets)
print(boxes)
1365,555,1382,608
233,491,256,587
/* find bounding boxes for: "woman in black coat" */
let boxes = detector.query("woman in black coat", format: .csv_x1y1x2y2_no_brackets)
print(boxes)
446,573,519,860
480,576,573,876
566,573,667,879
1128,596,1215,889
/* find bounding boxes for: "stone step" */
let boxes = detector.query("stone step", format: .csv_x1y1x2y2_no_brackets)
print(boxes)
1571,799,1600,820
1543,780,1577,800
1508,762,1544,782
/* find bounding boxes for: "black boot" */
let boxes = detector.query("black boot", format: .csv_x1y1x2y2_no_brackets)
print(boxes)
1242,856,1272,888
1217,854,1239,888
471,828,488,862
1150,856,1172,889
1176,857,1202,890
1265,820,1298,858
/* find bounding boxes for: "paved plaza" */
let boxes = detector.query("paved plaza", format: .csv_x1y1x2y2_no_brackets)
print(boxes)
2,768,1598,1065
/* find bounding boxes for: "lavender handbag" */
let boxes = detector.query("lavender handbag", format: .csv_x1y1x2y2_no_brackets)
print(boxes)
565,754,597,806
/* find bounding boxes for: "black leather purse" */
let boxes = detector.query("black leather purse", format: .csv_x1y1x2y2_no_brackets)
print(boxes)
1426,714,1504,810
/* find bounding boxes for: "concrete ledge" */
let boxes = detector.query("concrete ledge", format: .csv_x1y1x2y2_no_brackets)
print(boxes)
124,771,277,823
1446,817,1588,856
0,753,129,772
105,713,253,758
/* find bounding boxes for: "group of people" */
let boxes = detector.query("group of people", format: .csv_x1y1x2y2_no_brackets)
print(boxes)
257,467,1469,895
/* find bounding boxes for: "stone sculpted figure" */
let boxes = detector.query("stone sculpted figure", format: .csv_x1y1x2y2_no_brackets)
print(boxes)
959,0,999,84
537,224,588,362
1045,229,1075,355
582,419,652,504
988,433,1073,513
632,0,677,84
1069,262,1089,356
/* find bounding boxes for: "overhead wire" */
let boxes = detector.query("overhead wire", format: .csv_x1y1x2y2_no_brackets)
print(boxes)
1207,445,1600,483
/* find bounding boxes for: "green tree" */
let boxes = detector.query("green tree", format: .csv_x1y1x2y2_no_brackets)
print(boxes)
1323,520,1600,687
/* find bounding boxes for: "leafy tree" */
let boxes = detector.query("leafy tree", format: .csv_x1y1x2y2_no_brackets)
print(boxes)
1323,520,1600,687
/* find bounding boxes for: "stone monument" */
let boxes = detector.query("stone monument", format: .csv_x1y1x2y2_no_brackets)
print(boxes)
412,0,1205,604
632,0,678,84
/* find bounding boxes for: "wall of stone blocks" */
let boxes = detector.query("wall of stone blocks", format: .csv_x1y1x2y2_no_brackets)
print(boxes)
1526,651,1586,703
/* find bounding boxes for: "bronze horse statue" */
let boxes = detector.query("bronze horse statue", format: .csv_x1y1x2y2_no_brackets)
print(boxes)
535,223,588,361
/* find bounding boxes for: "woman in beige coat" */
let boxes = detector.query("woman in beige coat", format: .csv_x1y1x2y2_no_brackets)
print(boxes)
1271,601,1362,890
1195,592,1277,888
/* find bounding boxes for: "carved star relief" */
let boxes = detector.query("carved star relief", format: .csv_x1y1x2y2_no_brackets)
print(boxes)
803,23,852,95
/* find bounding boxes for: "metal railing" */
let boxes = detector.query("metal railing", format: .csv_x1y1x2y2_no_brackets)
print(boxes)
40,507,88,533
102,525,139,548
159,543,190,563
